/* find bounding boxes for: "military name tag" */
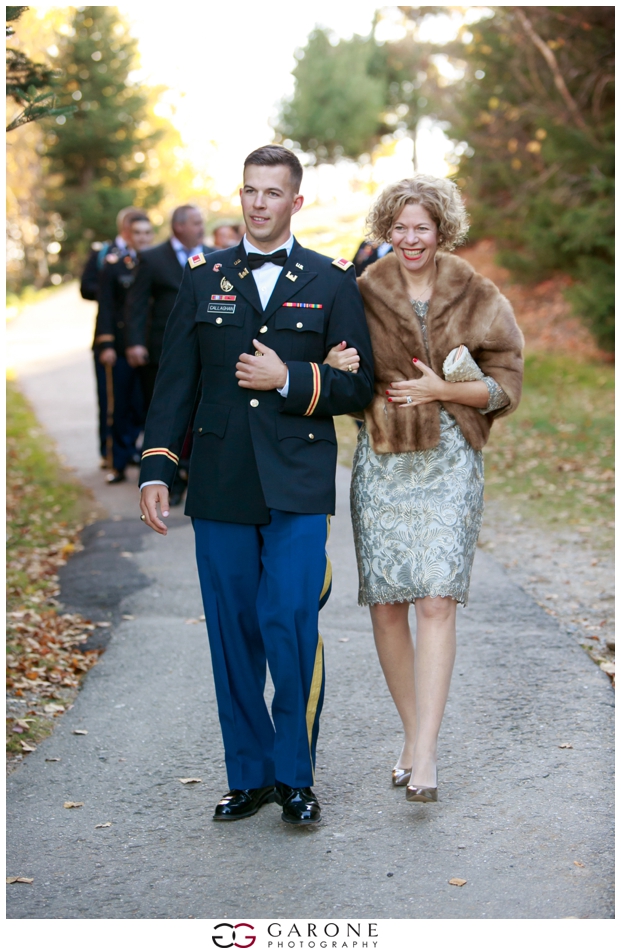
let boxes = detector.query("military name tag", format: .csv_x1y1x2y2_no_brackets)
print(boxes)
208,302,236,314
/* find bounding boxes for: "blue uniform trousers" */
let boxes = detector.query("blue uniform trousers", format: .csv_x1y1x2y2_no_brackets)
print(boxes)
94,353,144,470
193,511,331,790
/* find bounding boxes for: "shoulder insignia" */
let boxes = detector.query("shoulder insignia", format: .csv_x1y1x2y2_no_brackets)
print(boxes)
188,253,206,269
332,257,354,271
105,253,119,264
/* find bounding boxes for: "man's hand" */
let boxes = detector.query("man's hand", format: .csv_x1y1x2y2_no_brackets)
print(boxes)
98,348,117,367
140,484,170,535
126,345,149,367
324,340,359,373
236,339,287,390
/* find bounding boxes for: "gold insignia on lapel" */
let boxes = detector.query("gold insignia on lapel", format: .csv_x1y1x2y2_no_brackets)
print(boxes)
331,257,354,271
189,253,206,269
233,259,241,266
295,262,304,270
220,276,234,292
286,271,298,282
238,267,249,279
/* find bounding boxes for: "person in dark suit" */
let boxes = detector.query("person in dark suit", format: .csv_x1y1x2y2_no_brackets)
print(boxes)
125,205,212,503
139,145,374,826
80,206,140,465
124,205,211,402
94,212,153,482
353,238,393,276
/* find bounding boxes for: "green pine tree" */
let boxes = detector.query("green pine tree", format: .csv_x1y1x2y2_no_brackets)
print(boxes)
277,28,391,161
6,5,76,132
42,5,163,273
414,7,615,351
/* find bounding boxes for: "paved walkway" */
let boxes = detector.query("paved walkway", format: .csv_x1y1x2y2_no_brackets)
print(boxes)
6,287,614,918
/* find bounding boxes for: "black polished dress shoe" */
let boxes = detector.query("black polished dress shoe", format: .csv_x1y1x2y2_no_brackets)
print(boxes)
105,469,126,484
212,786,276,821
275,781,321,825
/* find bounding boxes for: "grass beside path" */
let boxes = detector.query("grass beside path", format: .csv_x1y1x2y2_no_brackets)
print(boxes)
6,382,103,769
334,353,614,546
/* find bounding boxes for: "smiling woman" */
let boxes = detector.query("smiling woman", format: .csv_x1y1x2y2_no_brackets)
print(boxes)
344,173,524,805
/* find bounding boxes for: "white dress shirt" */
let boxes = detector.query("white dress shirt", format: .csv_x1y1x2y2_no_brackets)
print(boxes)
243,233,295,309
244,233,294,397
140,233,294,491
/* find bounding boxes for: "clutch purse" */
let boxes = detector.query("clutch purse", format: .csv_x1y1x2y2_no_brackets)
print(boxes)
442,344,484,382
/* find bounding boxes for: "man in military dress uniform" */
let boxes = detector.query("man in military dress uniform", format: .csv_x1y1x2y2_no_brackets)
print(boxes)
94,211,153,482
125,205,213,505
140,146,374,825
81,206,140,465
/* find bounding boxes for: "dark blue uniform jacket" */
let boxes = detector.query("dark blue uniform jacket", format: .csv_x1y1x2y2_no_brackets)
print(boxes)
140,239,374,523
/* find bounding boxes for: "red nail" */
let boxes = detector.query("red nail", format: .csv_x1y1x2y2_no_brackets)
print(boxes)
412,358,418,363
385,390,390,395
388,398,392,402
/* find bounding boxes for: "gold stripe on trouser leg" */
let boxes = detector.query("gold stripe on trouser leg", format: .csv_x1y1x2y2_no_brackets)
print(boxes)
305,514,330,780
319,514,332,603
305,634,324,784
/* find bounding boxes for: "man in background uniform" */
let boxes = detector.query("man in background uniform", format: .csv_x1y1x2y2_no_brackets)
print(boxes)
81,207,141,465
139,146,374,827
94,211,153,482
125,205,212,504
353,237,393,276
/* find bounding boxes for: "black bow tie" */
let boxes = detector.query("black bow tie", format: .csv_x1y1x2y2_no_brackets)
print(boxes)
247,249,288,270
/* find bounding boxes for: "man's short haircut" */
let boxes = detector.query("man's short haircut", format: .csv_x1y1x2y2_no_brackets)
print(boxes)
116,206,141,232
172,205,201,227
243,145,303,192
125,211,150,227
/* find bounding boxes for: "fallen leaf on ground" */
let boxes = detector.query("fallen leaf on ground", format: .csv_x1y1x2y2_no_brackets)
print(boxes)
198,615,205,621
95,822,112,828
558,743,573,749
122,614,134,620
72,729,88,735
44,703,64,713
63,801,84,808
184,618,200,625
6,876,34,884
20,741,36,752
45,757,61,762
95,621,111,628
338,637,350,642
119,552,133,558
449,878,467,887
574,860,585,868
179,777,202,784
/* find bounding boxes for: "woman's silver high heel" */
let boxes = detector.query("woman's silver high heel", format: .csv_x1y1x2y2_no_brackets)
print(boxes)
391,767,412,787
406,767,438,803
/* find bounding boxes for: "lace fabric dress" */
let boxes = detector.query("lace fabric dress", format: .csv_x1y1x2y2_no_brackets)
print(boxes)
350,300,508,608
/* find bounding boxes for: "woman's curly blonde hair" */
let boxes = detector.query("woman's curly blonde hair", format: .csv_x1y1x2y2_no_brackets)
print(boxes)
365,175,469,251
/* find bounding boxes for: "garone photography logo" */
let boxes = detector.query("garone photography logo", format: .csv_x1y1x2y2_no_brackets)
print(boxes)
266,921,380,948
212,922,256,949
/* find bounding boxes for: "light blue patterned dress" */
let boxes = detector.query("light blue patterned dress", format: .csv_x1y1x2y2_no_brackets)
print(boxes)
350,300,508,608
